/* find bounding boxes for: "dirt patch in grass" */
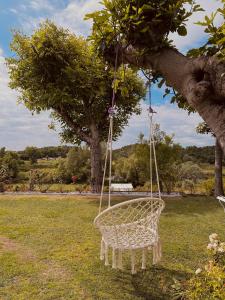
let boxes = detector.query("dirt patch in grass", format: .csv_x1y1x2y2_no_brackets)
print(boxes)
0,236,36,261
0,235,71,282
41,260,71,281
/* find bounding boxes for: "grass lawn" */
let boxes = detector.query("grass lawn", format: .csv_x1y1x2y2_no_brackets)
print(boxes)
0,195,224,300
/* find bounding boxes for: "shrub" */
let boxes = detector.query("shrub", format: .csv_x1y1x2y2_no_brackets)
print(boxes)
173,234,225,300
182,179,195,194
201,179,214,196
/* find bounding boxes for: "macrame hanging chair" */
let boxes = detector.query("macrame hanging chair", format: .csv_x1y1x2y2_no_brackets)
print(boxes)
217,196,225,212
94,73,165,274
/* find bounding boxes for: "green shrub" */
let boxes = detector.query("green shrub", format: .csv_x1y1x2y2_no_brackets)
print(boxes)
201,179,214,196
174,233,225,300
181,179,195,194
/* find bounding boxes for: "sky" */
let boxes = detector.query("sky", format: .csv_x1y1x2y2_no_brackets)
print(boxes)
0,0,223,150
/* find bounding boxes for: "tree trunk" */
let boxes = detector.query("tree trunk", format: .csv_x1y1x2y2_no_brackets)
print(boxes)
90,124,102,193
215,138,224,197
123,47,225,154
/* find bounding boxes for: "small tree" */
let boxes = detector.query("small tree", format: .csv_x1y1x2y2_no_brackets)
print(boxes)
137,132,145,144
24,146,40,164
1,152,19,180
65,147,90,183
197,122,224,197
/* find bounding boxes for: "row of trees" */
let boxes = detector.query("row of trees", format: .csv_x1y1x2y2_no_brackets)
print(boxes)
19,146,73,163
0,132,221,195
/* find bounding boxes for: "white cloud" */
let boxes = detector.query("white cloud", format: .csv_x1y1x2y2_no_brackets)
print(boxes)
15,0,102,36
0,56,60,150
114,102,214,148
29,0,55,12
52,0,102,35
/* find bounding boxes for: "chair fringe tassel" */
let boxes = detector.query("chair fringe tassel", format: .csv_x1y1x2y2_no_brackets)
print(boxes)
153,238,162,265
99,238,162,274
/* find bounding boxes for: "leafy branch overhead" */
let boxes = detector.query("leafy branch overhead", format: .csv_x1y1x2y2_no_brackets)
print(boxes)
86,0,203,57
86,0,225,123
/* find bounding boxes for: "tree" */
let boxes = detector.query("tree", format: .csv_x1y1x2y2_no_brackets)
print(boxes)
178,161,203,183
7,21,145,192
114,125,182,191
197,122,224,196
65,147,90,183
24,146,40,164
0,147,6,158
1,152,19,180
137,132,145,144
87,0,225,153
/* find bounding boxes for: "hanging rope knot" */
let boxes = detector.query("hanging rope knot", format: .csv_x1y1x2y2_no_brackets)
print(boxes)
108,106,116,117
148,106,157,114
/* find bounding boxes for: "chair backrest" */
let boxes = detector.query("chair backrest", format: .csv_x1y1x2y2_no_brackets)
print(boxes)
94,197,165,228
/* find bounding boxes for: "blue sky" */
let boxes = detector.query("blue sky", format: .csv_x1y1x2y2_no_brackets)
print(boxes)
0,0,223,150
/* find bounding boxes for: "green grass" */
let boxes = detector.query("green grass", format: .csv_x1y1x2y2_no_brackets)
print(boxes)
0,195,224,299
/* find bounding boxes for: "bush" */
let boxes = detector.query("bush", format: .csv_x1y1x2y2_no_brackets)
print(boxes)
173,234,225,300
182,179,195,194
201,179,214,196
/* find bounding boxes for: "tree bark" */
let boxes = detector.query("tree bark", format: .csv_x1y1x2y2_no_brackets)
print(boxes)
123,46,225,154
89,124,102,193
215,138,224,197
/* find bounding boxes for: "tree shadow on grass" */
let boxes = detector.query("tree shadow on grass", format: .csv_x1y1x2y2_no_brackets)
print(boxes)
130,266,190,300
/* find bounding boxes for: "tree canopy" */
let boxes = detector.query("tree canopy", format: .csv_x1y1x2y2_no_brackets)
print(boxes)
8,21,145,146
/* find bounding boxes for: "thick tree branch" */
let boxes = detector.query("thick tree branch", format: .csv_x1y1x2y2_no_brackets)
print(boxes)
122,45,225,153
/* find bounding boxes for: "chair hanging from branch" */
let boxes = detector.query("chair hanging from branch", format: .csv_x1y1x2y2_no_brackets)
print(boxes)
94,52,165,274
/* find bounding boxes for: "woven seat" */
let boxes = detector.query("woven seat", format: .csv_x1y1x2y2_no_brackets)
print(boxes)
94,197,165,273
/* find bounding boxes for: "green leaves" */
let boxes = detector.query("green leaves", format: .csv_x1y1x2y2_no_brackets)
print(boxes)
177,26,187,36
86,0,197,58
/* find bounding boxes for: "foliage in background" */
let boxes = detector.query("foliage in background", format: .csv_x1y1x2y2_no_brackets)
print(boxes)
55,147,91,184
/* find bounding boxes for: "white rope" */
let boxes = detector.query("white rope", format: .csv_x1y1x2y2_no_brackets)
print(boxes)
99,125,111,213
141,247,147,270
105,244,109,266
100,238,105,260
108,116,113,208
149,113,161,199
118,250,123,270
149,115,153,198
150,114,161,198
112,247,116,269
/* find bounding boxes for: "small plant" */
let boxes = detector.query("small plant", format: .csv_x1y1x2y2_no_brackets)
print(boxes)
172,233,225,300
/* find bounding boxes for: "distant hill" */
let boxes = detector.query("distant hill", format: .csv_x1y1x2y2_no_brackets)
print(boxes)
114,144,216,164
182,146,215,164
